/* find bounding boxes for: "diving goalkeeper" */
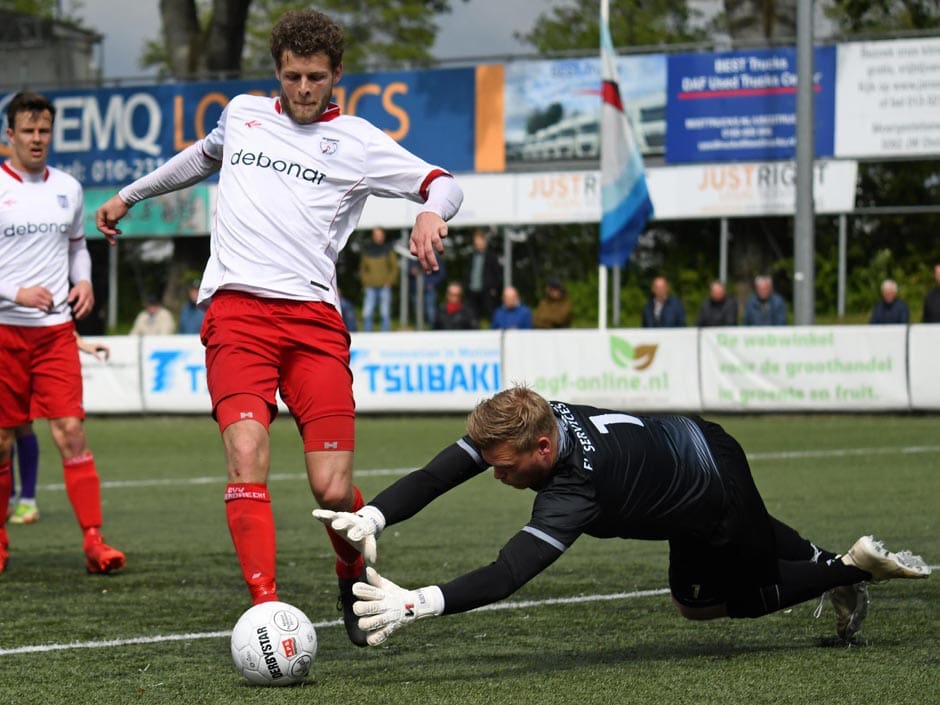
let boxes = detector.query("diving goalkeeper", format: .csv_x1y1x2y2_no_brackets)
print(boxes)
315,386,930,646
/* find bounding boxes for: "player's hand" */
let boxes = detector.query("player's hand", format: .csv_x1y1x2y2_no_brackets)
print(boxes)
15,285,54,312
95,194,130,245
352,567,444,646
409,211,448,274
68,280,94,320
76,335,110,361
312,505,384,564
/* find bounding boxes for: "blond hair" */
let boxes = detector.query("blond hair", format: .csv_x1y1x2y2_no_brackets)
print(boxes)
466,386,556,453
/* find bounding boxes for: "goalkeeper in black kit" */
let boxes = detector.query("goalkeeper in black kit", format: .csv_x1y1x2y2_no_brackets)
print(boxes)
315,386,930,646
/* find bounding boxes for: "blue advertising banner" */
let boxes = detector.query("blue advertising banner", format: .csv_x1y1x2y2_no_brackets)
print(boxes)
665,46,836,163
0,68,476,188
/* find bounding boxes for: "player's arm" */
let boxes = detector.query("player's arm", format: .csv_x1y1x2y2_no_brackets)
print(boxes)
313,438,486,561
67,235,94,319
351,529,565,646
95,140,221,243
410,174,463,274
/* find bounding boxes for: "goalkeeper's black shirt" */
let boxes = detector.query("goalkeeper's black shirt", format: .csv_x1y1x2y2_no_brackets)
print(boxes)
369,401,731,615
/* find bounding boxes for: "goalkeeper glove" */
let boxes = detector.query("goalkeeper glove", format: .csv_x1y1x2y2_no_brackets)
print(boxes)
352,567,444,646
312,505,385,564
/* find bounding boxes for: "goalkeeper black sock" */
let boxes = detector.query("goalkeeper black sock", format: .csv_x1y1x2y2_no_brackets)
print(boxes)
726,558,868,618
769,515,838,563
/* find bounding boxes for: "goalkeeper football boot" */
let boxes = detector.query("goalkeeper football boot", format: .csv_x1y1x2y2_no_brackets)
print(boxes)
338,570,369,647
842,535,931,582
828,582,870,642
8,500,39,525
83,527,126,574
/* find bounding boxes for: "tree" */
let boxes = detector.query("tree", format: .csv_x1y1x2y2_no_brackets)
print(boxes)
143,0,465,79
823,0,940,33
714,0,797,41
518,0,706,53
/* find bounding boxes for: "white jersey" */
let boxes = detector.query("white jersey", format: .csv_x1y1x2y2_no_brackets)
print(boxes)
197,95,449,308
0,162,86,327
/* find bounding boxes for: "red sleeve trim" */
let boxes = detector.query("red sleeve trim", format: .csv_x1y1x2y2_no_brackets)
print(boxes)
419,169,451,201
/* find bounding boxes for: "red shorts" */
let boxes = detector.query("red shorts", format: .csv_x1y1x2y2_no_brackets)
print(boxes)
0,321,84,427
202,291,355,448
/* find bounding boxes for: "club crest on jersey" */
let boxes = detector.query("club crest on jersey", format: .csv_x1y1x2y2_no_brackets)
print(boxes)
320,138,339,155
57,195,69,208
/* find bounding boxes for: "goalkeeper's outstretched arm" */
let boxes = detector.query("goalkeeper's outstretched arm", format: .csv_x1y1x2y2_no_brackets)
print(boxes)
351,529,565,645
370,438,488,525
313,438,488,562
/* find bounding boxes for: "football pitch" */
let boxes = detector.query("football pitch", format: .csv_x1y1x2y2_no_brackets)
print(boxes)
0,413,936,705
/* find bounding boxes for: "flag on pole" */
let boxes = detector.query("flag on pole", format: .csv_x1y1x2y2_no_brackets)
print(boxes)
599,0,654,267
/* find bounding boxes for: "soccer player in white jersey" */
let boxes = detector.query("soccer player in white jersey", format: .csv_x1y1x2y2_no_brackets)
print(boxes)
95,9,463,646
0,92,125,575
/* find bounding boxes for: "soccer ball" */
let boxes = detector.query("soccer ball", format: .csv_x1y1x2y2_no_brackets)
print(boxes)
230,601,317,686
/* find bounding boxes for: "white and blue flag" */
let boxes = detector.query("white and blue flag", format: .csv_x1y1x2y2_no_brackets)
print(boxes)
599,0,654,267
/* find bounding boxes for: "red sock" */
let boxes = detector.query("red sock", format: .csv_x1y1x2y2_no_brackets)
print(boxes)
325,485,365,580
225,483,278,604
63,452,103,530
0,460,11,543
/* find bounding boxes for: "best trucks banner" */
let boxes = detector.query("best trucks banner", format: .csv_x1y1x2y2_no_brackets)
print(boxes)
665,46,837,163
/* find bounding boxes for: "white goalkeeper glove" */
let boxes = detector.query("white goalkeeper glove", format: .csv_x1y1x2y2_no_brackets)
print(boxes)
352,566,444,646
311,505,385,565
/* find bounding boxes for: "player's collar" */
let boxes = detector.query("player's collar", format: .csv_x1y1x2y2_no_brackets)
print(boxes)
273,99,342,123
1,161,49,182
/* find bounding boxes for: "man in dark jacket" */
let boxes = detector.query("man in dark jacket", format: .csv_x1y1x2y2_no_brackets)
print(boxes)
434,282,478,330
922,263,940,323
696,280,738,327
642,276,686,328
463,229,502,320
869,279,909,325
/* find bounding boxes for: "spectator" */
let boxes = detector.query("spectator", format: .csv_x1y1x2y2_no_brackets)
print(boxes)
533,278,573,329
129,295,176,335
922,263,940,323
696,280,738,327
434,282,478,330
178,279,205,334
359,227,398,332
463,228,502,320
642,276,686,328
869,279,909,325
338,289,358,332
491,286,533,330
743,275,787,326
409,252,446,329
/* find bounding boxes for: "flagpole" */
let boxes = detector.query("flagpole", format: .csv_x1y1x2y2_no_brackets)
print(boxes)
598,0,610,331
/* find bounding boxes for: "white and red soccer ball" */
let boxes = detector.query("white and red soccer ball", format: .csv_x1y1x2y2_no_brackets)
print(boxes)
230,601,317,686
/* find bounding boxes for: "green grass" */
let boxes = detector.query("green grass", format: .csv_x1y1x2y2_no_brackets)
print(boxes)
0,414,937,705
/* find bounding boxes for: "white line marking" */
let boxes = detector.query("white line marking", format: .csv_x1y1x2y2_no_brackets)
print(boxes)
36,443,940,493
0,588,671,656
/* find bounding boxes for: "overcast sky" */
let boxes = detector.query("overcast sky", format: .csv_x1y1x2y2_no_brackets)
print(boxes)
75,0,574,81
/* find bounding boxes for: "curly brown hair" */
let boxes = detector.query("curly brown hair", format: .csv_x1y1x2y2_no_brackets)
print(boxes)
466,386,557,453
270,9,345,70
